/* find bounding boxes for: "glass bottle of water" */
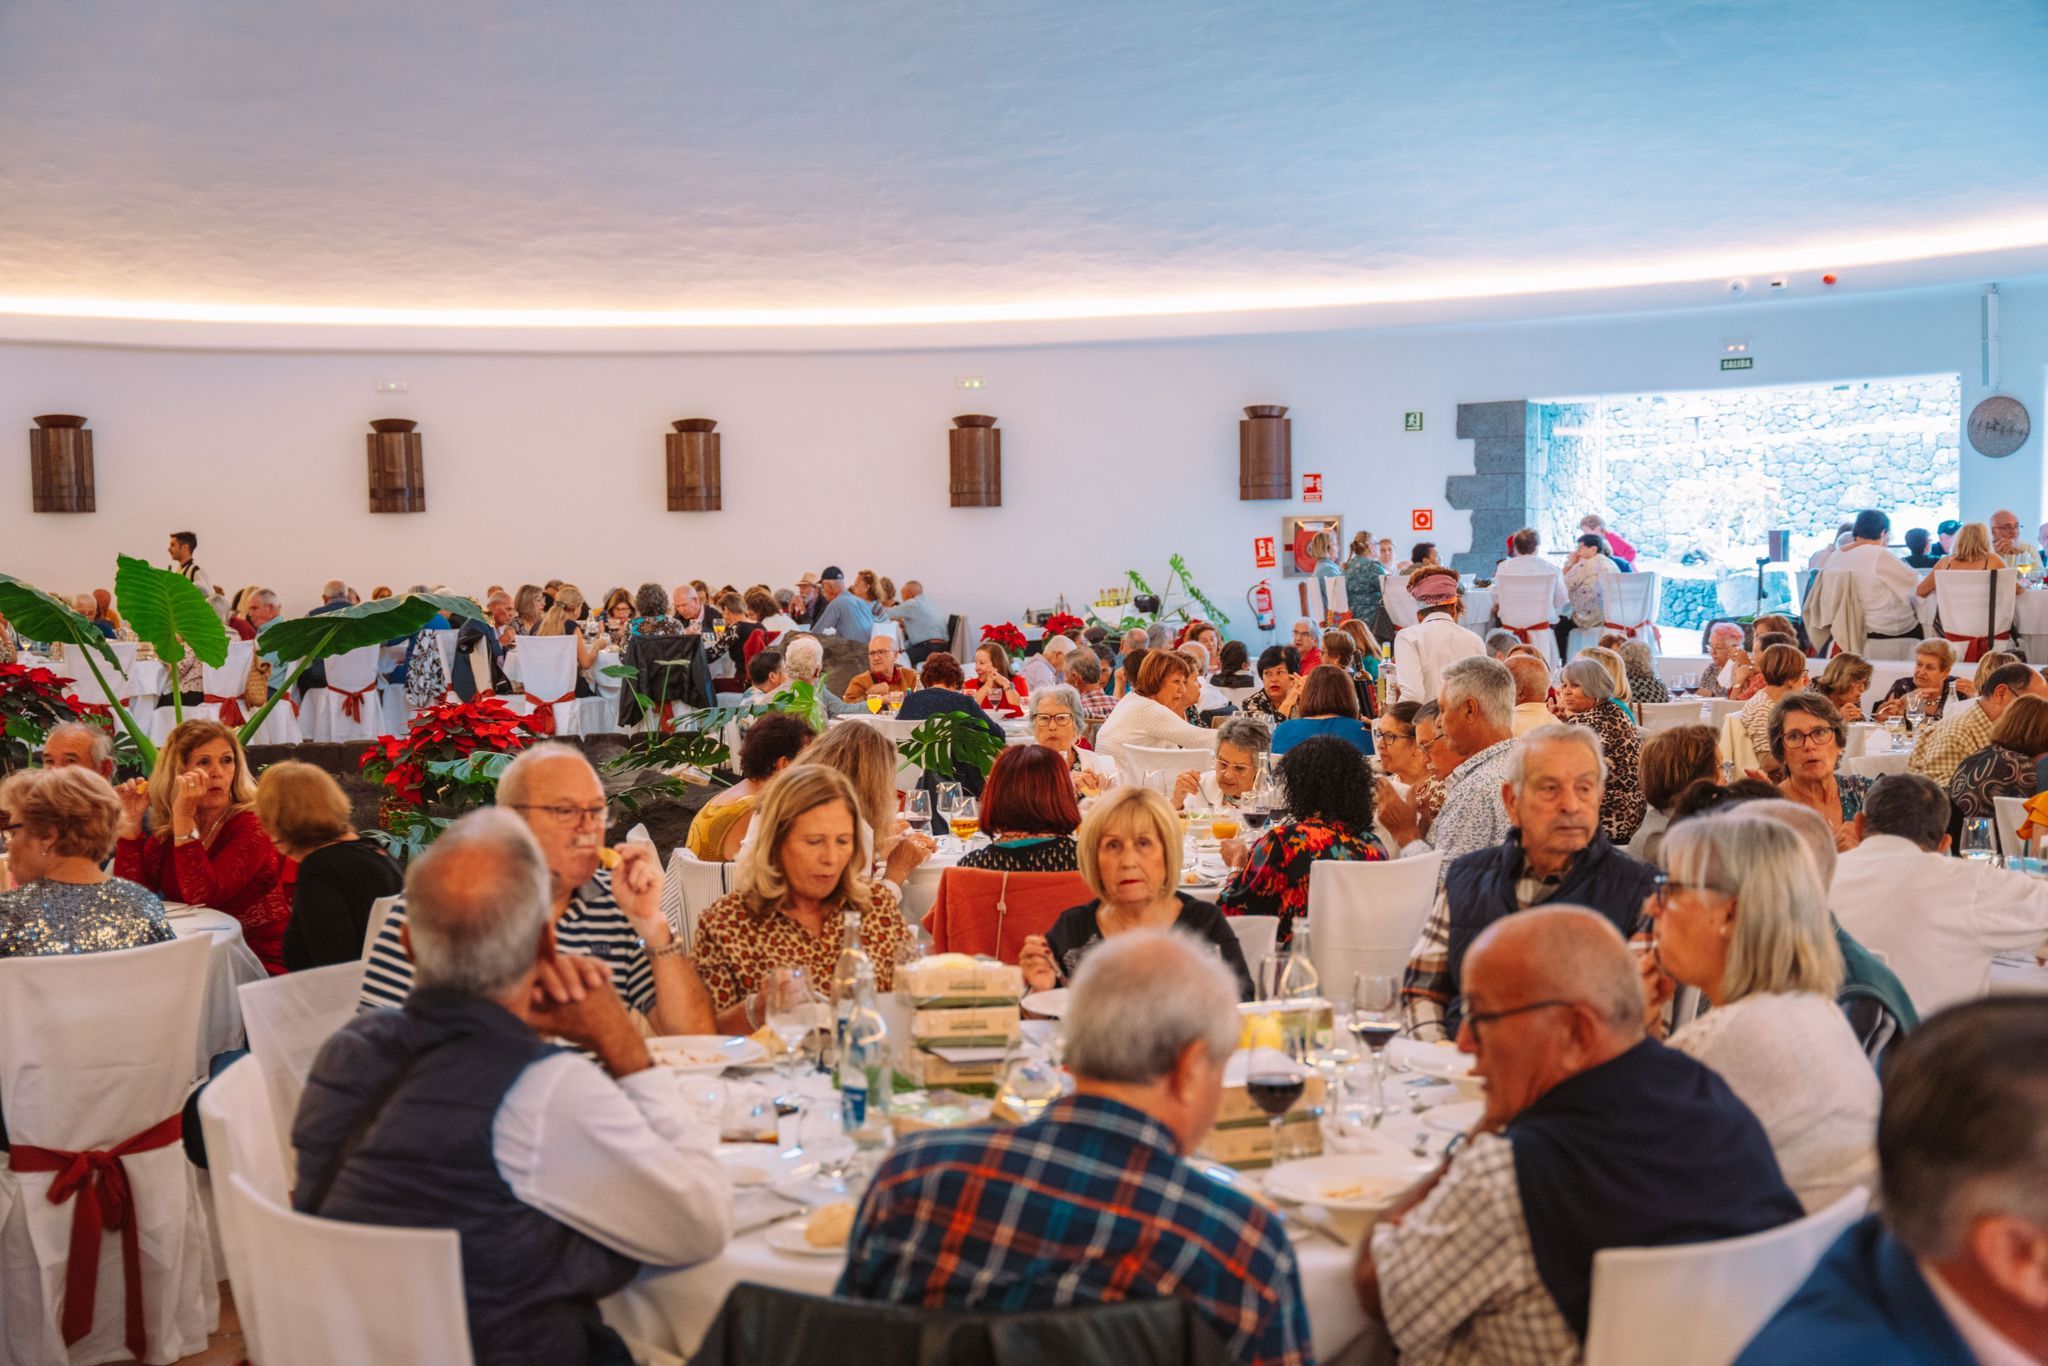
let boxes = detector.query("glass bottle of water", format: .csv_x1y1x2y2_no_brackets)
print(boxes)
830,909,869,1071
838,962,893,1161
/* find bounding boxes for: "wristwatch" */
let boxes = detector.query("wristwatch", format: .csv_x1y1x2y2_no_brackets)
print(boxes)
647,938,691,962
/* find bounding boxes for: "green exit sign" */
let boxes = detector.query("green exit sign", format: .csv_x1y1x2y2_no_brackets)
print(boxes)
1403,411,1424,431
1721,356,1754,371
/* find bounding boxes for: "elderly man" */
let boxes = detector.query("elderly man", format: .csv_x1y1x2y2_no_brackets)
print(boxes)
1483,629,1520,660
1401,724,1660,1037
41,720,115,779
840,929,1311,1364
1906,660,2046,785
843,633,919,702
810,565,874,641
1741,998,2048,1363
453,590,519,699
298,809,730,1366
1379,658,1519,887
1173,715,1270,811
1117,626,1148,665
1989,508,2042,577
1828,509,1922,640
1830,774,2048,1018
1018,633,1075,694
1065,647,1115,718
296,579,357,693
882,579,949,664
359,743,713,1035
1364,909,1800,1361
1505,654,1554,736
228,587,281,641
781,634,859,716
1392,569,1486,704
1696,622,1747,697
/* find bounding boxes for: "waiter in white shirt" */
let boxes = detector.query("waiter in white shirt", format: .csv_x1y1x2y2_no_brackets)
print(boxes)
1825,509,1923,640
1392,568,1486,704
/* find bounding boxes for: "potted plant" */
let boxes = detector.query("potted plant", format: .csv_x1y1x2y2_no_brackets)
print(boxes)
358,695,540,862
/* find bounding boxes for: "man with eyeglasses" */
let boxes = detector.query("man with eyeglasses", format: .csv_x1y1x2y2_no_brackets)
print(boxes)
1989,508,2041,578
359,742,715,1036
841,632,919,703
1360,907,1800,1362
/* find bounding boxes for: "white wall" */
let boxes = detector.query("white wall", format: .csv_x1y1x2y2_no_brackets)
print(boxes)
5,278,2043,649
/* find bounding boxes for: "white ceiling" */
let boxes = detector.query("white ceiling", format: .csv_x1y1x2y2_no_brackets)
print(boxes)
5,0,2048,348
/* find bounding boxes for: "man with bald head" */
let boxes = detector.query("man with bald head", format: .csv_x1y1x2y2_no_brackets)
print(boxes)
1989,508,2041,576
1360,907,1801,1361
1505,654,1554,736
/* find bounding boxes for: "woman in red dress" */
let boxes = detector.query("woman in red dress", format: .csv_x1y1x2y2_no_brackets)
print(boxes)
969,642,1030,719
114,718,292,973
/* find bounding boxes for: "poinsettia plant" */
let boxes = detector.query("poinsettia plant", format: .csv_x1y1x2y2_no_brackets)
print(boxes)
0,662,94,775
358,695,539,862
979,621,1028,653
1042,612,1085,637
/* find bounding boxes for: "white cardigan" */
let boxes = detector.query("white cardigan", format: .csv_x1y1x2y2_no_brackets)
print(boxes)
1092,692,1218,764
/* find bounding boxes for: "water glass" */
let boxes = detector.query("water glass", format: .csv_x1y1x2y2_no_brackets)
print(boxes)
1961,817,1998,865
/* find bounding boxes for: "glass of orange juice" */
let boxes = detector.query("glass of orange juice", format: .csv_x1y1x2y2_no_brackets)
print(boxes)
866,695,885,714
1211,813,1241,841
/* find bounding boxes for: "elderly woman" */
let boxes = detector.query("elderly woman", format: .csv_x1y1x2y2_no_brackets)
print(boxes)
1026,685,1117,795
1728,616,1801,699
255,761,402,971
113,719,291,973
780,635,858,719
1219,737,1383,947
969,641,1029,718
1579,645,1635,721
1271,664,1372,756
1373,701,1445,838
1019,787,1253,1000
1628,724,1720,863
598,587,636,646
957,745,1083,873
1556,658,1645,841
692,765,913,1033
1873,639,1962,722
1811,653,1874,722
1619,639,1668,705
0,767,172,957
1093,649,1218,765
1949,693,2048,822
1173,715,1269,812
1768,692,1871,843
629,581,684,637
686,713,815,861
1643,814,1880,1211
1563,534,1618,632
1290,618,1324,673
1696,622,1747,698
1739,643,1811,771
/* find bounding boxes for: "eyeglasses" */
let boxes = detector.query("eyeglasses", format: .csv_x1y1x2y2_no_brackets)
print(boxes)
0,822,22,849
1374,728,1413,745
1452,996,1577,1038
1031,712,1077,729
1418,732,1451,751
1780,726,1835,749
511,802,608,828
1648,871,1726,910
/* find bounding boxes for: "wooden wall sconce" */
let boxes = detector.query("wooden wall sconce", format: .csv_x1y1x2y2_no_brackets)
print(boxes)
367,419,426,512
666,419,722,511
30,414,94,512
949,414,1001,507
1239,405,1291,500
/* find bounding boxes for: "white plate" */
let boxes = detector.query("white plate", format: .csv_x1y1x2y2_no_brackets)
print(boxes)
765,1218,849,1258
1387,1037,1474,1079
160,901,203,919
1263,1152,1437,1213
1423,1099,1485,1134
646,1035,768,1075
1021,988,1070,1018
716,1144,808,1190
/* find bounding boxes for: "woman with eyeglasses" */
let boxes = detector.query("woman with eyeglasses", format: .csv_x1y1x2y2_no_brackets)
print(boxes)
1024,686,1117,796
1,766,172,959
956,746,1082,873
1375,702,1446,839
1766,693,1870,849
1640,813,1879,1212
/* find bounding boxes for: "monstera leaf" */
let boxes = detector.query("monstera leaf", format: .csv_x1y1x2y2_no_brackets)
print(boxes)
0,572,152,763
115,554,229,669
238,591,483,742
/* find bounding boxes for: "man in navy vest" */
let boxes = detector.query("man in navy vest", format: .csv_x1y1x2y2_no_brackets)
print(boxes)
1362,908,1801,1360
1402,724,1658,1038
1740,996,2048,1364
294,809,731,1366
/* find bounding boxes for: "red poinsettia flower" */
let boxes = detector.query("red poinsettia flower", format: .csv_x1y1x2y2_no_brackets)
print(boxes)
979,622,1028,653
1043,613,1085,637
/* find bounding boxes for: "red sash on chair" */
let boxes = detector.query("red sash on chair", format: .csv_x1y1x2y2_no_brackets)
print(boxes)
10,1113,184,1359
201,693,246,726
1942,630,2005,664
1603,617,1664,647
522,686,578,735
1500,621,1546,645
331,681,376,723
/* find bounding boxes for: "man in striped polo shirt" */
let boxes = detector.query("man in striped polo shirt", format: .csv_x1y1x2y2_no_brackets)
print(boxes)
360,742,714,1035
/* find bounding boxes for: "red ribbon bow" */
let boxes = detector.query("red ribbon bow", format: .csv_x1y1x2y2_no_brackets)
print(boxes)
201,692,246,727
521,687,577,735
1943,629,2005,664
10,1113,184,1359
333,681,376,723
1603,618,1665,647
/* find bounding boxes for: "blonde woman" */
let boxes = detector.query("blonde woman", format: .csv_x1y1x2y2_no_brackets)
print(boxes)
1913,519,2005,598
689,764,912,1033
1019,786,1253,999
1812,653,1874,722
535,583,602,678
113,719,290,972
255,761,401,970
1643,814,1879,1211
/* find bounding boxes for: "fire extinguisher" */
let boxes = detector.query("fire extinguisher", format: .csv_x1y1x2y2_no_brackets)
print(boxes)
1247,580,1276,633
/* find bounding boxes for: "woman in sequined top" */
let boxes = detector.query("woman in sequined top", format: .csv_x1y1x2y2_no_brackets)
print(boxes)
0,766,171,958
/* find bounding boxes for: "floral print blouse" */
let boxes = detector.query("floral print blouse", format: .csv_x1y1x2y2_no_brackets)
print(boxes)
1218,815,1382,948
1562,700,1645,842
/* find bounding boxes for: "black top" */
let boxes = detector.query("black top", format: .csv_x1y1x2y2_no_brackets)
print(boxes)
1043,894,1255,1000
283,838,405,971
957,835,1080,873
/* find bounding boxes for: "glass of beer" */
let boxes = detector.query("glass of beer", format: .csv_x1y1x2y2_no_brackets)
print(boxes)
948,796,981,842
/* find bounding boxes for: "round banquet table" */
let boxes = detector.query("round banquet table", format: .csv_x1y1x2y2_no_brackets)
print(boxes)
168,905,269,1074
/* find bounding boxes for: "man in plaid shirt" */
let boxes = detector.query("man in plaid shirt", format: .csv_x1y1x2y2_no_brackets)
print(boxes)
838,930,1313,1364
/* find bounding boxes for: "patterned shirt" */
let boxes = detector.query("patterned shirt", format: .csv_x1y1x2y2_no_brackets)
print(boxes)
1403,856,1571,1040
1344,555,1388,626
1419,738,1518,890
1240,687,1287,724
1563,702,1645,843
1075,684,1116,719
1219,815,1382,947
1626,668,1669,705
1908,701,1993,786
1947,743,2037,822
838,1093,1313,1366
689,882,910,1013
1369,1134,1578,1365
358,869,655,1015
0,878,173,959
957,834,1080,873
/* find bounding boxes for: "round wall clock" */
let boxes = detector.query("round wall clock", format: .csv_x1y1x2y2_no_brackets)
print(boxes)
1968,395,2030,458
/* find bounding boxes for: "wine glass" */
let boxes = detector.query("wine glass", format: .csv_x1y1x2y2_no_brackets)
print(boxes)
948,796,981,844
765,966,823,1090
936,783,965,850
902,789,932,836
866,694,885,714
1348,973,1401,1126
1904,690,1928,730
1244,1050,1308,1168
995,1048,1064,1122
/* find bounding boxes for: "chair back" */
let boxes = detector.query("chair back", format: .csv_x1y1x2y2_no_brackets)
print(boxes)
1845,752,1909,779
323,643,381,691
65,653,132,707
926,868,1093,962
1993,794,2036,859
1931,569,2018,660
1228,915,1280,977
660,850,739,945
1639,701,1701,734
1123,742,1212,790
509,632,579,697
1598,572,1663,651
1720,712,1761,776
196,1056,287,1365
201,637,257,696
227,1171,474,1366
1382,576,1420,628
1491,574,1558,631
1306,854,1444,991
1582,1187,1869,1366
239,960,368,1186
1215,684,1259,709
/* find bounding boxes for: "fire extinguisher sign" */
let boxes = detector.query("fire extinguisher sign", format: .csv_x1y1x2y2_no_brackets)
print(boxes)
1253,536,1277,569
1302,472,1323,503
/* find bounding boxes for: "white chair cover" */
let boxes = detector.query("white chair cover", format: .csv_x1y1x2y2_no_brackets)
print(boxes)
503,635,589,737
1228,916,1280,982
1994,794,2037,859
0,935,216,1366
196,1056,287,1366
1638,701,1702,734
244,682,305,747
227,1172,474,1366
199,640,255,722
1489,575,1562,670
299,644,385,744
1381,576,1420,629
1720,713,1761,776
1122,743,1213,791
1215,685,1259,709
239,961,367,1187
659,850,740,946
1597,572,1662,654
64,653,132,710
1582,1187,1868,1366
1931,568,2018,659
1305,854,1445,992
1846,752,1910,779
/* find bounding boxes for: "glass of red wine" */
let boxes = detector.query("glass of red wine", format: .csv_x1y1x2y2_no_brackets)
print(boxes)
1245,1052,1308,1166
1348,973,1401,1126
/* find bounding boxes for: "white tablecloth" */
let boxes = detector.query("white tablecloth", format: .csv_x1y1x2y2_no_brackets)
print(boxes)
2016,590,2048,660
35,653,170,703
169,907,268,1071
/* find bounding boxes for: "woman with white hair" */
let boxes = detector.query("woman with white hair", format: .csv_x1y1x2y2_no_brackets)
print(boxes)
1557,658,1645,841
1027,685,1118,794
1642,813,1880,1211
1619,639,1668,705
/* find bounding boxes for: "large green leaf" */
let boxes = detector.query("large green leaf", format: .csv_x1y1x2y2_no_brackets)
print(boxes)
114,553,228,668
0,574,119,669
255,592,482,664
